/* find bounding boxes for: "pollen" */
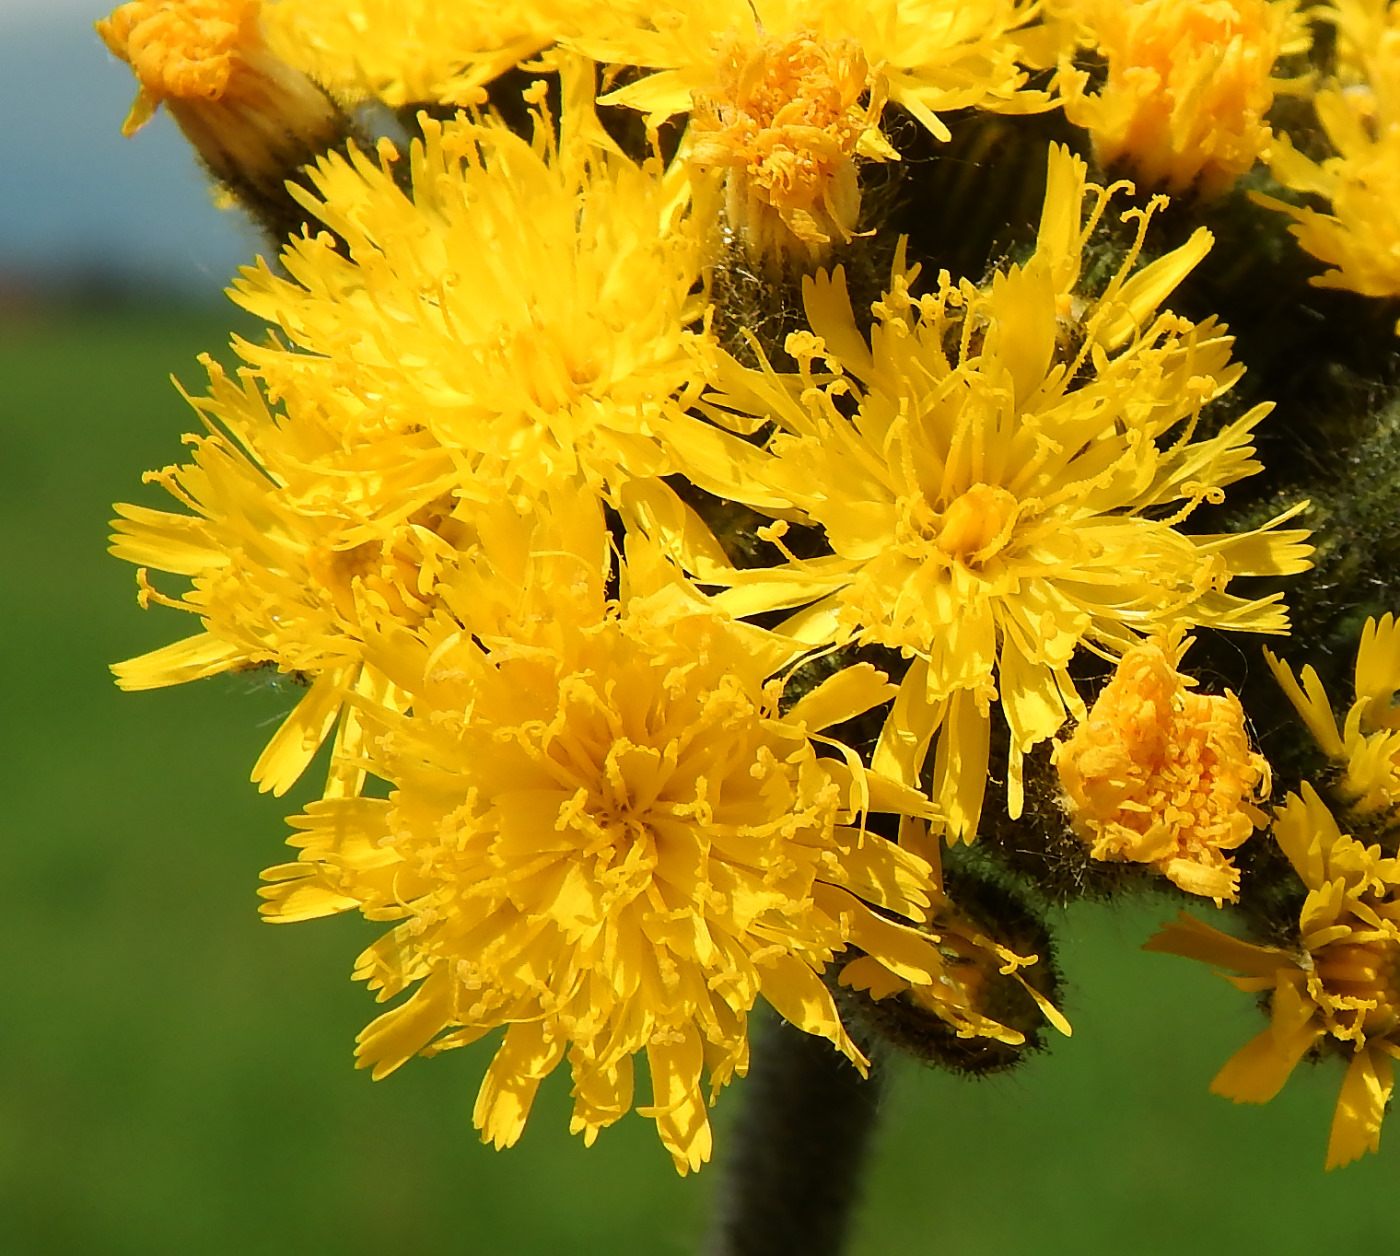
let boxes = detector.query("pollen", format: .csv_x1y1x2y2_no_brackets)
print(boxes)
1056,632,1271,902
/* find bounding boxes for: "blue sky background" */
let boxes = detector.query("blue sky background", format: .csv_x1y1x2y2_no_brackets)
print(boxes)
1,1,256,297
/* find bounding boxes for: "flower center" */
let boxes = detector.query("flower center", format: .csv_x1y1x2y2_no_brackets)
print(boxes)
904,484,1020,566
312,498,457,627
1317,935,1400,1035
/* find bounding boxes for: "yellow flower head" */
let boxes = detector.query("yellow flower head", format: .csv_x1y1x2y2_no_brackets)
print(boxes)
259,533,979,1173
1061,0,1311,199
1148,783,1400,1168
259,0,558,108
687,28,896,262
230,58,710,493
564,0,1051,261
96,0,342,185
1055,630,1270,902
1254,1,1400,330
111,356,607,798
1267,614,1400,822
672,143,1310,840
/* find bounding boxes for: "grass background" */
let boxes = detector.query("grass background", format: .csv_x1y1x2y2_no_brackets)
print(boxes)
2,306,1396,1255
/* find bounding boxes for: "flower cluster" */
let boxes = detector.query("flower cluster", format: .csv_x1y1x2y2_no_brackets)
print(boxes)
100,0,1400,1181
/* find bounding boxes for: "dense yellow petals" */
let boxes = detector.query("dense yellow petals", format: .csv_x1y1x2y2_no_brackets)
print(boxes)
261,0,557,106
680,143,1309,839
1148,776,1400,1168
1056,631,1271,902
1060,0,1311,199
259,530,1037,1171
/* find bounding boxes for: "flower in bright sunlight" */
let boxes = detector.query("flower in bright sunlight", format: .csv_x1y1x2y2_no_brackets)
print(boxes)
257,516,1001,1173
662,142,1310,841
1253,0,1400,331
230,54,712,493
564,0,1052,261
1148,783,1400,1169
97,0,345,198
259,0,558,108
1055,630,1270,902
1060,0,1311,199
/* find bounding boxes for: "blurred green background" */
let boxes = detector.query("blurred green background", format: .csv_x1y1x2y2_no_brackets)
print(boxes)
2,303,1397,1256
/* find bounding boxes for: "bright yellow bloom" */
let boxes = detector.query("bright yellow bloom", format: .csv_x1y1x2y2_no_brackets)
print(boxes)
260,0,557,107
1267,614,1400,822
1060,0,1311,199
111,359,607,796
257,531,1014,1173
1254,1,1400,330
685,28,898,262
561,0,1050,258
1147,783,1400,1169
1055,631,1270,902
230,57,711,494
659,143,1310,840
97,0,343,186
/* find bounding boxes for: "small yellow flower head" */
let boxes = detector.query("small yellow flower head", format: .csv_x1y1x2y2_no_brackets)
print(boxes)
1267,614,1400,822
1055,632,1270,902
1062,0,1311,199
258,0,558,108
260,537,958,1173
678,143,1311,840
96,0,343,193
1147,783,1400,1169
688,29,895,264
231,58,710,493
1254,2,1400,330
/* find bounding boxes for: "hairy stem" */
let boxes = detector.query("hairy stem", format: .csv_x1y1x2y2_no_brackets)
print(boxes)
706,1014,885,1256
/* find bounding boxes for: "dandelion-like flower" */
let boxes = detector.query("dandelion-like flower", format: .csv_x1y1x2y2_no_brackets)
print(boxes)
111,365,610,795
97,0,345,200
1055,631,1270,902
259,0,558,108
257,526,1002,1173
230,55,711,492
1147,783,1400,1168
564,0,1051,262
1059,0,1311,199
1254,0,1400,330
686,28,897,262
1267,613,1400,825
665,143,1310,839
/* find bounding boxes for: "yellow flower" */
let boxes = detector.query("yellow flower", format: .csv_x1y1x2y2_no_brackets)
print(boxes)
1253,1,1400,330
561,0,1051,258
111,358,606,796
1055,630,1270,902
1267,614,1400,822
660,143,1310,840
96,0,344,196
258,533,990,1173
1060,0,1311,199
259,0,558,107
685,28,898,263
1146,783,1400,1169
230,56,711,493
